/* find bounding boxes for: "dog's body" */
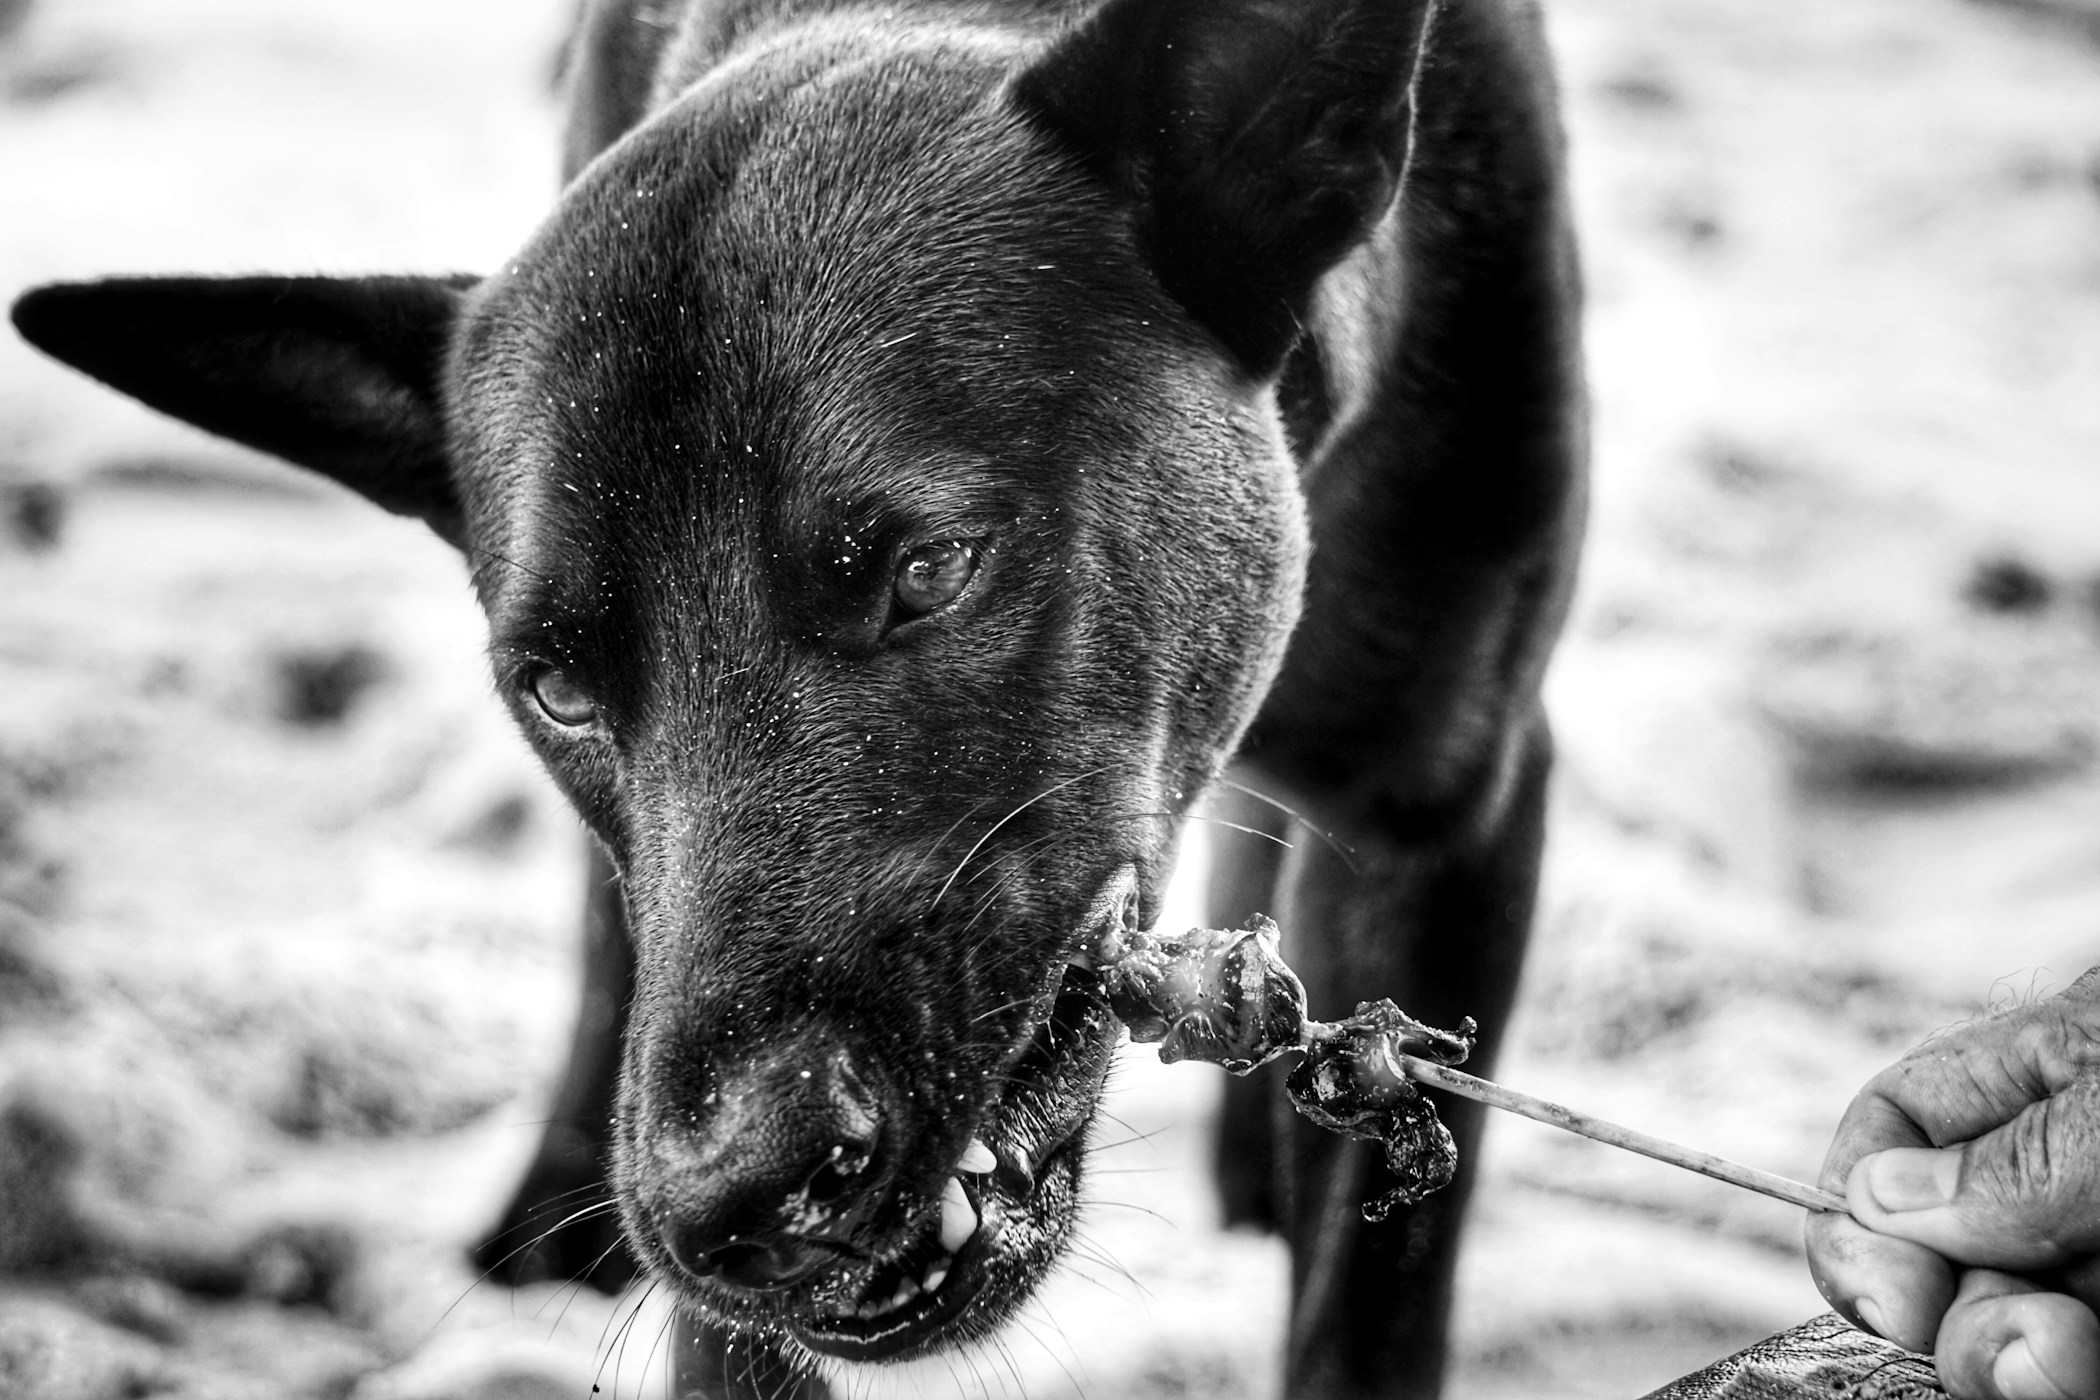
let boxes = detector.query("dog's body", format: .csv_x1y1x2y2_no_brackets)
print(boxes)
11,0,1583,1395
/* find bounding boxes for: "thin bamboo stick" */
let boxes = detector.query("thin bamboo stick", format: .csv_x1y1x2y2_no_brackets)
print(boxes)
1390,1051,1848,1215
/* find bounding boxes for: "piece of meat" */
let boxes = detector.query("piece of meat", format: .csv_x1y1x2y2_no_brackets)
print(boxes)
1096,916,1477,1218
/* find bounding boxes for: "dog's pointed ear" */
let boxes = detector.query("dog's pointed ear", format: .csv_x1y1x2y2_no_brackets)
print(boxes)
1013,0,1431,377
10,274,477,546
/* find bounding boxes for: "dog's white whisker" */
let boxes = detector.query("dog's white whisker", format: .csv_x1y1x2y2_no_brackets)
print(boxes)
929,766,1113,915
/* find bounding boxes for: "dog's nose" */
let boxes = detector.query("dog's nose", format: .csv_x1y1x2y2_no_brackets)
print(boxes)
652,1041,886,1292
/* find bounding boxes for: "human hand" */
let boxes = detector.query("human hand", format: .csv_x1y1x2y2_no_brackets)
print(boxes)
1805,966,2100,1400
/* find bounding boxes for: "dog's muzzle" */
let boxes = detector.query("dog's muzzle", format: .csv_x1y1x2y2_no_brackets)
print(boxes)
633,867,1144,1359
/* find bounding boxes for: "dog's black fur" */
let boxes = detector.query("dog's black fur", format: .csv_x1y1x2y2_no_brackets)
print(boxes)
10,0,1584,1394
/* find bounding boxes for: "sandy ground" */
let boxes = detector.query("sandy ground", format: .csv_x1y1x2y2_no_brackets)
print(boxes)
3,0,2100,1397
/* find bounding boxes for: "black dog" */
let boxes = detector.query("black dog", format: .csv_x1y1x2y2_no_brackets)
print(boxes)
10,0,1584,1394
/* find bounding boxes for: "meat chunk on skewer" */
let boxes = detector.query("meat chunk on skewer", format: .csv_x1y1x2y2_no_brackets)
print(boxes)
1094,915,1477,1219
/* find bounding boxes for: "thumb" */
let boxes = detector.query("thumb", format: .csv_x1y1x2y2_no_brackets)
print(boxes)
1849,1074,2100,1274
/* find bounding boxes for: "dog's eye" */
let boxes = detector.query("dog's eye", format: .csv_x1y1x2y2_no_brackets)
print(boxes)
529,668,599,727
893,541,978,619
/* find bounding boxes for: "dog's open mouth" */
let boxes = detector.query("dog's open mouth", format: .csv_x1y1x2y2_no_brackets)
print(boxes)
789,883,1136,1362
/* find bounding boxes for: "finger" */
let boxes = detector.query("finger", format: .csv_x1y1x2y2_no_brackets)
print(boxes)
1837,996,2100,1181
1936,1269,2100,1400
1821,1081,1937,1191
1818,990,2100,1210
1807,1204,1958,1355
1850,1079,2100,1273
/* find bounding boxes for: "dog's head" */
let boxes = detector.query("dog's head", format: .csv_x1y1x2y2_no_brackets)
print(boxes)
12,0,1425,1364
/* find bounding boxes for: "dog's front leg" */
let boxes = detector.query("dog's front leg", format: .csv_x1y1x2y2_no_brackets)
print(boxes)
1264,724,1553,1399
475,845,636,1291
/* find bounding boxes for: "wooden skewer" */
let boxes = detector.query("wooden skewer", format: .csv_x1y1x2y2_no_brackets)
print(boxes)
1389,1051,1848,1215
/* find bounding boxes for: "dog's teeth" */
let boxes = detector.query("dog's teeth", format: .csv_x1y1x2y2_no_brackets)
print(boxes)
854,1275,922,1320
957,1138,996,1174
939,1175,978,1253
922,1260,950,1294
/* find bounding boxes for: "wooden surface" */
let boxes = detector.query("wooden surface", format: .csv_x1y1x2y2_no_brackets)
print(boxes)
1644,1314,1944,1399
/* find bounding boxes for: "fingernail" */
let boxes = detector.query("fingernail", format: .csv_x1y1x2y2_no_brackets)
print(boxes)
1855,1296,1890,1339
1993,1337,2076,1400
1858,1148,1960,1214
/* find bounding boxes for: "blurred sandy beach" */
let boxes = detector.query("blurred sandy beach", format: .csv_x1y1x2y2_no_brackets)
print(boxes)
3,1,2100,1396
